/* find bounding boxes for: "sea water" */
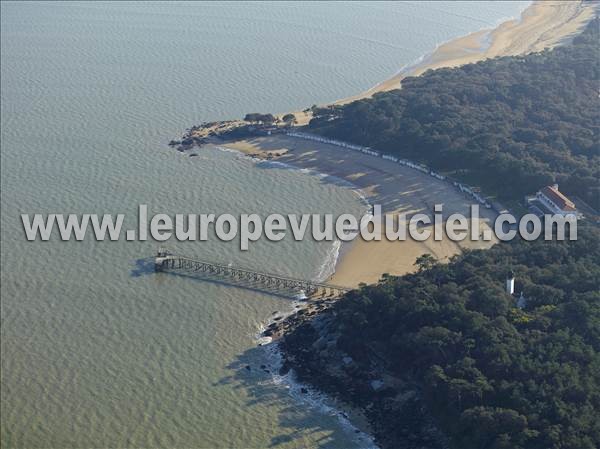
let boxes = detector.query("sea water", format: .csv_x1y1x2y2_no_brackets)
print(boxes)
1,2,529,447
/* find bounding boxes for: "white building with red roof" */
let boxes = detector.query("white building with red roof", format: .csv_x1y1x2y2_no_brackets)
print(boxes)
535,184,578,217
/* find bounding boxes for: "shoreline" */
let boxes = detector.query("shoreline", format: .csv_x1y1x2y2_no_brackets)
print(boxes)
172,1,597,446
332,0,596,106
283,0,597,285
216,132,500,446
213,141,374,284
216,133,498,288
260,296,448,449
227,2,597,446
181,1,597,282
176,2,596,133
271,0,596,127
256,299,380,449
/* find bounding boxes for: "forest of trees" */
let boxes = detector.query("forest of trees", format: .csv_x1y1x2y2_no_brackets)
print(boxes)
284,16,600,449
308,18,599,209
331,225,600,449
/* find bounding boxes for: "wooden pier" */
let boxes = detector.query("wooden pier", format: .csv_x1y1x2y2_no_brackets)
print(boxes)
154,250,350,297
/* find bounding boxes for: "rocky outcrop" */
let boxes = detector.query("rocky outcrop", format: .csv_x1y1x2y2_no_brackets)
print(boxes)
266,301,449,449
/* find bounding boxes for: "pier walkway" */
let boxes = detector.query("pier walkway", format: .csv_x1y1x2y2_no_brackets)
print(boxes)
154,250,350,297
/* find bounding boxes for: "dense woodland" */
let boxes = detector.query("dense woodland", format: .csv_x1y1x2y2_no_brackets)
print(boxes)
308,18,599,209
283,16,600,449
331,225,600,449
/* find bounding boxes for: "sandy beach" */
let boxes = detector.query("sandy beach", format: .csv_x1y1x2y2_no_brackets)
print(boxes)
223,3,599,446
269,0,596,127
335,0,597,106
265,1,597,286
188,4,595,128
198,0,597,288
175,2,600,447
222,134,498,287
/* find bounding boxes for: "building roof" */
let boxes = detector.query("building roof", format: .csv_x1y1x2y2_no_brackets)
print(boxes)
540,185,576,211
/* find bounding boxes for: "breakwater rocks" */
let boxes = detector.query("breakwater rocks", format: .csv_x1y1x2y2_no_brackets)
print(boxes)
169,120,248,152
266,300,449,449
168,135,209,152
168,121,229,152
170,118,295,154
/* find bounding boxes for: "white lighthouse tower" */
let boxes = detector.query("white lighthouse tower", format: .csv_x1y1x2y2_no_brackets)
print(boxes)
506,271,515,295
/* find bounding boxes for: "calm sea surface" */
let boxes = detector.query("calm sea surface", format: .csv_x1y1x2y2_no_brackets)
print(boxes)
1,2,528,448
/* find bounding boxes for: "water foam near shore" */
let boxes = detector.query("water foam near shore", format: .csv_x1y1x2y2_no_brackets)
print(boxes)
255,303,380,449
265,340,380,449
335,1,597,104
218,142,373,284
2,2,556,447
